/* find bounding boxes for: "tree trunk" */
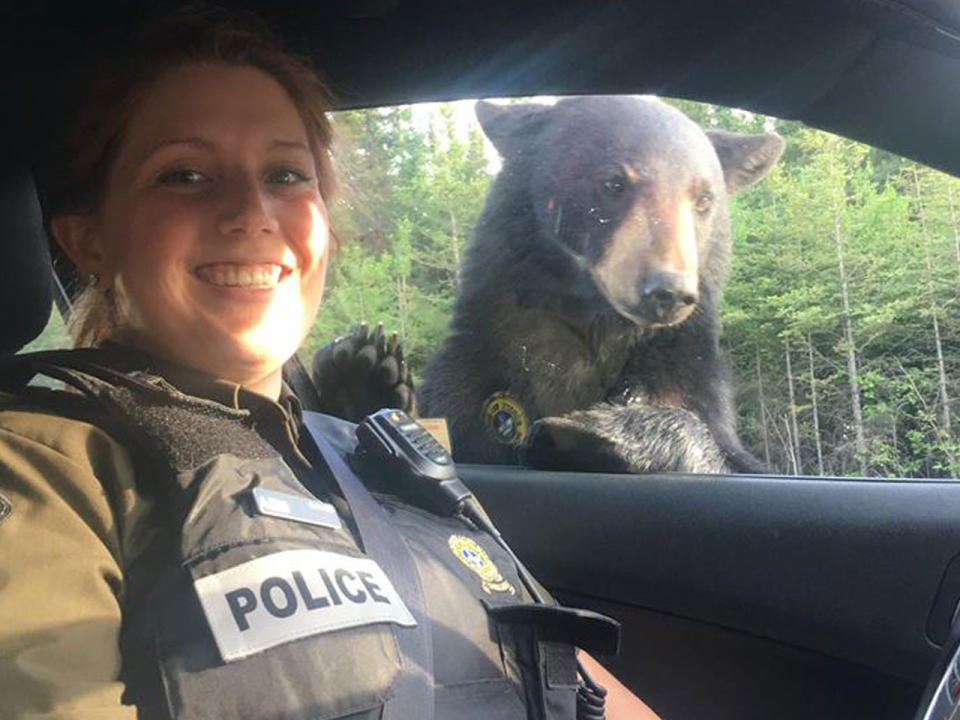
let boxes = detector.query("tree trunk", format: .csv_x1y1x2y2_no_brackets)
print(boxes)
755,346,772,468
785,338,803,474
395,271,409,340
930,312,955,477
911,167,956,478
831,162,868,474
807,335,825,476
947,181,960,285
783,416,799,475
449,209,461,289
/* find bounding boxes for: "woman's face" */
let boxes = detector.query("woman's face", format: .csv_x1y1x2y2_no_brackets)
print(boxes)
73,63,330,391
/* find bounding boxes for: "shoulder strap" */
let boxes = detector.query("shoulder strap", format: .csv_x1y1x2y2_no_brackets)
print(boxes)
0,348,183,400
300,411,435,720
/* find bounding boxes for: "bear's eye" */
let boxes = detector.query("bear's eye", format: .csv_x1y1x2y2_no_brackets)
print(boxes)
603,176,627,195
694,192,714,213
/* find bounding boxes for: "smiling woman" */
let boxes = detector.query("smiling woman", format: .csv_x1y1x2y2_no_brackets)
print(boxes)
52,63,330,397
42,10,335,397
0,6,657,720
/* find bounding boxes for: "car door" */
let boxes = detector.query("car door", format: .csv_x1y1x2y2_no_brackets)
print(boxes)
462,465,960,720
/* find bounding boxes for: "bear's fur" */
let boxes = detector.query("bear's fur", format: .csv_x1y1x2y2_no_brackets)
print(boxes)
419,96,783,473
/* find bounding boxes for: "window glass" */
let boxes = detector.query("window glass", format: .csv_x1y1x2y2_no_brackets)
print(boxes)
298,97,958,479
19,301,70,353
18,301,71,389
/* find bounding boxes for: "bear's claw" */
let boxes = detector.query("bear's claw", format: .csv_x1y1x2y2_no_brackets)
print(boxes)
312,322,417,422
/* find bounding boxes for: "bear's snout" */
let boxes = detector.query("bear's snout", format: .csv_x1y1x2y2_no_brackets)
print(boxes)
639,270,699,326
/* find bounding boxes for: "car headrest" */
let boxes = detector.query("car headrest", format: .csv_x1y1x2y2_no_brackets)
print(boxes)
0,169,53,355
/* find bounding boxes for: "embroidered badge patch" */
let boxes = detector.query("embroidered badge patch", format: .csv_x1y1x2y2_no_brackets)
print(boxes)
448,535,516,595
482,392,529,446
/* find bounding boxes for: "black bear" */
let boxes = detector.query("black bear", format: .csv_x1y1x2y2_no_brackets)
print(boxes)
417,96,783,473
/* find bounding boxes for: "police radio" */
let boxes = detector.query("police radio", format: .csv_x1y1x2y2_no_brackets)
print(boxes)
353,408,610,720
353,408,474,516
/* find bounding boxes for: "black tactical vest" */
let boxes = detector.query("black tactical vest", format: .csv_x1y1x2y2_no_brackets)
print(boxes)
0,349,618,720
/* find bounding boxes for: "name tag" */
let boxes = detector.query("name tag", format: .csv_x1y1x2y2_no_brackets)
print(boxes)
250,487,342,530
194,549,416,662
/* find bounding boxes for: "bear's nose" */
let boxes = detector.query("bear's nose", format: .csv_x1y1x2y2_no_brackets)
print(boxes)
641,272,699,323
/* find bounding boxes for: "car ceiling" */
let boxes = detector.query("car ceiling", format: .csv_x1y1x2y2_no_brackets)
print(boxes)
2,0,959,178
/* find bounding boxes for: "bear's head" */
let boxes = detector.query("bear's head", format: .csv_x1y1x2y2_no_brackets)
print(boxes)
476,96,784,329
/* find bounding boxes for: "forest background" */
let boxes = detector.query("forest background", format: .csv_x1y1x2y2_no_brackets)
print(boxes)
306,97,960,479
28,97,960,478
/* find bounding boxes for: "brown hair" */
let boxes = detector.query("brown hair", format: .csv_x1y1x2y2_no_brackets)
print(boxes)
43,5,337,346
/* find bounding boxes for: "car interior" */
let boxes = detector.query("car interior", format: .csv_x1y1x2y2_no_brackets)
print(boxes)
3,1,960,719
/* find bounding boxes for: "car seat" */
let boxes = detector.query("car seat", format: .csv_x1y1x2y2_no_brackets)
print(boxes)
0,168,53,355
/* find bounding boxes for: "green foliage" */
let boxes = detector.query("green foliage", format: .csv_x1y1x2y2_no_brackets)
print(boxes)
306,98,960,478
722,124,960,477
20,304,70,352
301,103,491,380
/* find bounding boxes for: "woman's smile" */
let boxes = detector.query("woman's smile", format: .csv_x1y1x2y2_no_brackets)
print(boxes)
194,262,292,290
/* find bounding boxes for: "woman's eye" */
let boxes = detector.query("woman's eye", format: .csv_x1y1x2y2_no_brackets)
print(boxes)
158,168,208,186
694,191,714,213
267,168,312,185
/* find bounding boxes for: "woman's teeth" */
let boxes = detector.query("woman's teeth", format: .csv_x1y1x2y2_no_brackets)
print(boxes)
195,263,285,289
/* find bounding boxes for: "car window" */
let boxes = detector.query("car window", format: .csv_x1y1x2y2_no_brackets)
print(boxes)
301,96,960,480
20,300,70,353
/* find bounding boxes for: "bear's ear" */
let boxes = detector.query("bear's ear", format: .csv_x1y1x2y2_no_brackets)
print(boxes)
475,101,551,158
706,131,785,193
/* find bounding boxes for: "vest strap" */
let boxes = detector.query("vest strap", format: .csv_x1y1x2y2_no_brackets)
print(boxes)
302,411,435,720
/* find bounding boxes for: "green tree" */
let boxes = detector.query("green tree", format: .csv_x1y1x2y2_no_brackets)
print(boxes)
304,103,493,379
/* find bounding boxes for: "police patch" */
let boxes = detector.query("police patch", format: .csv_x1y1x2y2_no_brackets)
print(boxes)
194,549,416,662
448,535,516,595
482,392,529,446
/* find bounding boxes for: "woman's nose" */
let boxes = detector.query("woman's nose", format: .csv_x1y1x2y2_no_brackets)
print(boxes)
217,177,280,237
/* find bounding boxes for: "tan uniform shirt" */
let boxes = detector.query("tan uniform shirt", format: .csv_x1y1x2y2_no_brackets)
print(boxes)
0,360,310,720
0,399,146,719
